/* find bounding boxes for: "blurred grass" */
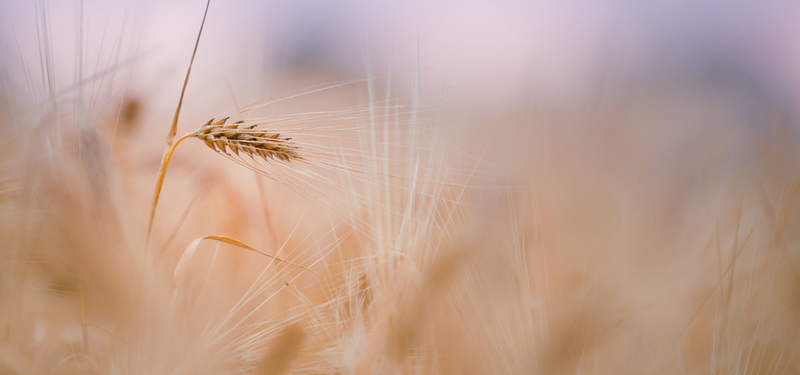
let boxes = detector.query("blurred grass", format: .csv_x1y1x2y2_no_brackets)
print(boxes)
2,1,800,374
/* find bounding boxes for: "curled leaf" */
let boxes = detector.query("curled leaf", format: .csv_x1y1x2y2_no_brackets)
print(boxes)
173,235,314,288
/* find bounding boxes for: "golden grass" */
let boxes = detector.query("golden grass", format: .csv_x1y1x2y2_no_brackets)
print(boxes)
2,2,800,375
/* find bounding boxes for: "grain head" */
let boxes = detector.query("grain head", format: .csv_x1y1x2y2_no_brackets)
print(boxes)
194,117,301,162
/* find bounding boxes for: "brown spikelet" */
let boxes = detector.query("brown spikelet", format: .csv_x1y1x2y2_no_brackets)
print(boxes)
193,119,302,162
355,250,471,374
257,323,306,375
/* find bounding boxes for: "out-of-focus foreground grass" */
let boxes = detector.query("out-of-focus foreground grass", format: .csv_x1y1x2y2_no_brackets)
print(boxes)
2,1,800,374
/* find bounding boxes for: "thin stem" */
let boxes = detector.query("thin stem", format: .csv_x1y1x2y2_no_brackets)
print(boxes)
167,0,211,145
147,0,211,250
146,133,193,248
79,283,89,351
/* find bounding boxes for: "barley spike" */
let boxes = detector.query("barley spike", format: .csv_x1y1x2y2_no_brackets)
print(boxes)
192,119,302,162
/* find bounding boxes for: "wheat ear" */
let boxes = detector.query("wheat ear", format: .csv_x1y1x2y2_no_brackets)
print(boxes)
146,117,304,246
193,117,301,162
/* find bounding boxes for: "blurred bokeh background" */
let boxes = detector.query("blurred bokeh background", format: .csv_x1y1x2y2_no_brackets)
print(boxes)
3,1,800,374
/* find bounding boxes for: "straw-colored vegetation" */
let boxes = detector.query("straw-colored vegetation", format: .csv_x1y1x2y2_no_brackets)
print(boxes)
2,2,800,375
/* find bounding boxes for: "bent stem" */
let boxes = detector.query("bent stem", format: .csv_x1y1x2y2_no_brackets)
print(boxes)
146,133,193,249
147,0,211,250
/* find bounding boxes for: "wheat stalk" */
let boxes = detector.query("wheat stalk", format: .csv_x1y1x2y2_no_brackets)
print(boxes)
145,117,306,248
146,0,211,248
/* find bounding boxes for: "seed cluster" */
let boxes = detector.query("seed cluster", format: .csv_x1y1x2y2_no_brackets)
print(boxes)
193,117,300,161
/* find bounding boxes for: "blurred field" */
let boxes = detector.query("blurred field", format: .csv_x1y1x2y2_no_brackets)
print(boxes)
2,1,800,374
